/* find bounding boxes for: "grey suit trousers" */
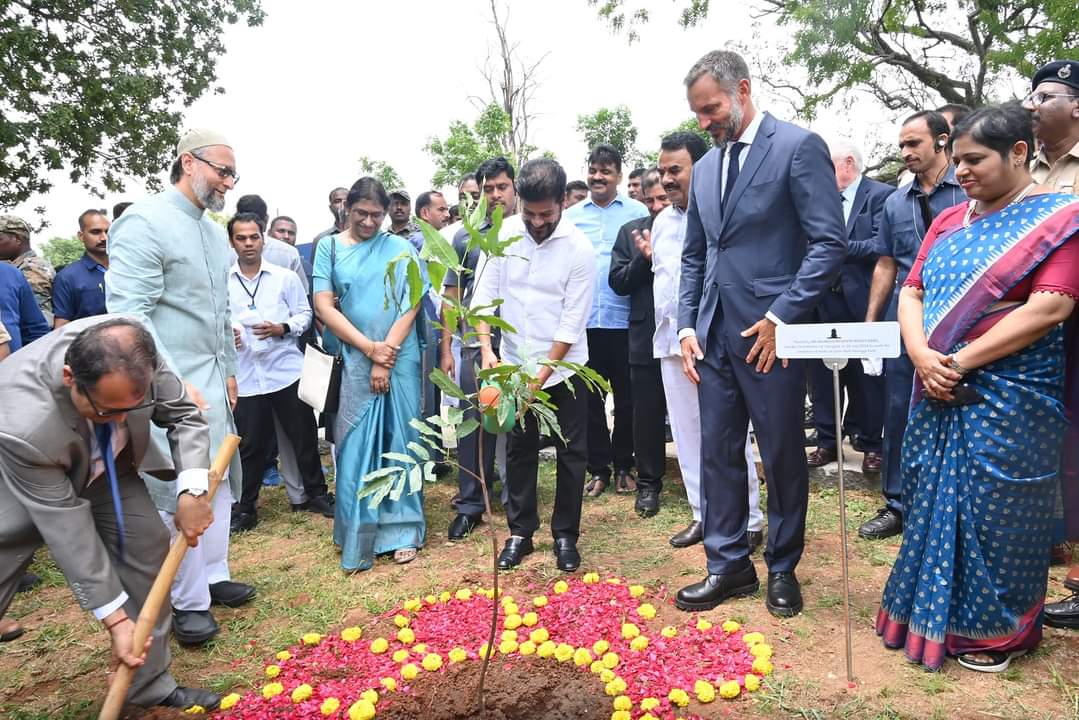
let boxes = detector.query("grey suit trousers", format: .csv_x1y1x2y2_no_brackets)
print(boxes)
0,456,177,705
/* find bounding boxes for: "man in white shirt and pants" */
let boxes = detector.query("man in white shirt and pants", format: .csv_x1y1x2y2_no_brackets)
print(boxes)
472,158,596,573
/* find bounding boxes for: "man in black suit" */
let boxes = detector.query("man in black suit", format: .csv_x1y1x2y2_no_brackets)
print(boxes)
806,140,892,474
609,170,670,518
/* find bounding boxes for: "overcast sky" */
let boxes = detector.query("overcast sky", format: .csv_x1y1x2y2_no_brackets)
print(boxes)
15,0,1017,245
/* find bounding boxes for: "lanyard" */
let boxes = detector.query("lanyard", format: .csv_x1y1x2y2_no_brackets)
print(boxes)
238,271,264,309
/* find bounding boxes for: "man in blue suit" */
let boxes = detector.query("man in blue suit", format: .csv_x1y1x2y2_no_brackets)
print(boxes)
675,50,846,617
806,140,893,474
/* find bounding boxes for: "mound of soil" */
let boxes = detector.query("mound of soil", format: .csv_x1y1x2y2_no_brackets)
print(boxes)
378,657,610,720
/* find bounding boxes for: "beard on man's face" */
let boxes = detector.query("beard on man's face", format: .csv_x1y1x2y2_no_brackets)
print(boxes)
193,171,225,212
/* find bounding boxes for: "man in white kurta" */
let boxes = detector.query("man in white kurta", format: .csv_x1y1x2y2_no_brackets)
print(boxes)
106,129,255,646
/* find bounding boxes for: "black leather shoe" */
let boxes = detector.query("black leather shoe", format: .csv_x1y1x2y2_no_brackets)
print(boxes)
229,511,257,534
806,446,837,467
584,473,609,497
675,565,759,611
159,686,222,711
305,493,336,517
747,530,764,555
635,488,660,518
497,536,534,569
16,572,40,594
766,572,803,618
858,508,903,540
209,580,256,608
669,521,703,548
172,609,219,646
1044,592,1079,629
614,469,637,494
553,538,580,572
448,513,482,541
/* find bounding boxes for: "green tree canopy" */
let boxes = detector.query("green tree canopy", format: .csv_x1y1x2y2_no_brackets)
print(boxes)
0,0,265,208
358,156,405,191
576,105,644,168
39,235,84,268
425,104,515,188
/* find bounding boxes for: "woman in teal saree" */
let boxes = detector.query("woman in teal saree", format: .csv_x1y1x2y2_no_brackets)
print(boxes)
313,177,426,571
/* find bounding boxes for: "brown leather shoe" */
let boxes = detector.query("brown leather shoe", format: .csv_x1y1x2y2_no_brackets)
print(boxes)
1066,563,1079,592
806,447,837,467
861,451,882,474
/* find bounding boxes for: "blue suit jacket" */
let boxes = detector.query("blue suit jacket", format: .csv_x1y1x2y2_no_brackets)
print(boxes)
837,176,893,316
677,112,847,357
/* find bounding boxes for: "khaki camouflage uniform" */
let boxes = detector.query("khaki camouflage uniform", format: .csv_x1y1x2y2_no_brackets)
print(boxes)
13,249,55,326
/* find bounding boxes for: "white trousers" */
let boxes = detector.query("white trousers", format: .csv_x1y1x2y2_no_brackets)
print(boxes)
660,357,763,529
158,481,233,611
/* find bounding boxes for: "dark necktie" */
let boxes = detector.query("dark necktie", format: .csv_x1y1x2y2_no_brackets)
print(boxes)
722,141,744,213
94,422,126,562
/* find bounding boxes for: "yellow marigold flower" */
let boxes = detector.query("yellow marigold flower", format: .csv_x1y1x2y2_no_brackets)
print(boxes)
668,688,690,707
719,680,741,699
607,577,622,584
183,706,204,715
592,639,610,655
750,643,773,659
265,664,281,679
573,648,593,666
752,657,774,675
521,612,539,627
348,699,376,720
600,668,616,683
612,695,632,711
742,631,765,646
601,651,620,669
503,601,520,616
400,663,419,680
397,627,416,644
744,674,761,692
554,643,575,662
341,627,362,643
403,598,422,612
661,625,678,638
448,647,468,663
394,614,410,628
219,693,241,710
302,632,322,646
630,635,649,652
695,680,716,703
262,682,284,699
529,628,550,644
537,640,557,658
533,595,549,607
590,659,604,673
636,603,656,619
641,714,659,720
721,620,741,633
620,623,640,639
696,619,713,631
582,572,600,584
629,585,645,598
604,677,628,696
611,712,631,720
412,644,427,655
553,580,569,594
424,594,437,605
370,637,389,654
519,640,537,655
361,689,379,705
504,614,522,630
276,650,292,661
320,697,340,715
439,591,451,603
478,642,495,659
392,649,410,663
640,697,660,711
499,639,519,654
501,630,519,642
291,684,313,703
455,588,472,601
381,677,398,691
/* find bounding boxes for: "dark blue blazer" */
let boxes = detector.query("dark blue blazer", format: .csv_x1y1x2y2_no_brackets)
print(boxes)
677,112,847,357
836,176,893,316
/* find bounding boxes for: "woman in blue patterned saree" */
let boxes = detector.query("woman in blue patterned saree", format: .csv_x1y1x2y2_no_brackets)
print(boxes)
877,104,1079,672
313,177,427,571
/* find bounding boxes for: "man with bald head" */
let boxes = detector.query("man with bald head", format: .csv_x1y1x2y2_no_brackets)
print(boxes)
107,128,254,647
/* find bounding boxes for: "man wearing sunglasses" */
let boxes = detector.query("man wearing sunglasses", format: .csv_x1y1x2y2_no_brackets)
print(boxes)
0,316,222,711
107,128,254,648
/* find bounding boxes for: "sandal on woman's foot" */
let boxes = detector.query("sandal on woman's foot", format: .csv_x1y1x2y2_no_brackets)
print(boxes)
583,474,609,498
957,649,1026,673
394,548,418,565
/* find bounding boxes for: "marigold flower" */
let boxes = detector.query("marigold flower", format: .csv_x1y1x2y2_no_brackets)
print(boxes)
611,712,631,720
438,591,451,603
629,585,645,598
394,627,414,644
537,640,557,658
621,623,640,639
348,699,376,720
640,697,660,711
696,619,713,631
590,660,604,673
276,650,292,661
381,677,398,691
529,628,550,644
612,695,632,711
636,603,656,619
499,639,519,654
582,572,600,584
503,601,520,615
640,714,659,720
752,657,774,675
448,647,468,663
291,684,313,703
265,664,281,679
262,682,284,699
600,668,616,683
553,580,569,594
554,643,575,662
721,620,741,633
412,643,427,654
424,594,437,604
750,643,773,659
744,674,761,692
604,677,628,696
519,640,537,655
403,598,422,612
601,651,620,669
522,612,539,627
695,679,716,703
630,636,649,651
219,693,241,710
504,614,522,630
661,626,678,638
455,588,472,601
533,595,549,607
183,706,204,715
478,642,495,659
742,631,765,646
668,688,690,707
592,639,610,655
341,627,362,642
400,663,419,680
370,637,389,654
573,648,593,666
606,577,621,584
361,689,379,705
719,680,741,699
392,649,410,663
302,632,322,646
501,630,518,643
320,697,340,715
394,614,410,628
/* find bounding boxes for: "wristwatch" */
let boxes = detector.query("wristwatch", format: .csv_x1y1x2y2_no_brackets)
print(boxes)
280,322,291,337
179,488,207,498
947,357,970,375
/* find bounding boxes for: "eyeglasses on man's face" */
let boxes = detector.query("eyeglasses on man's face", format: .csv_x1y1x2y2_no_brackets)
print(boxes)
1022,91,1079,108
78,374,186,418
191,153,240,184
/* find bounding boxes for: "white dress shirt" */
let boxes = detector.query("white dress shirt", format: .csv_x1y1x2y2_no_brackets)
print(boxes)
470,214,596,389
840,173,862,225
651,204,689,359
228,260,312,397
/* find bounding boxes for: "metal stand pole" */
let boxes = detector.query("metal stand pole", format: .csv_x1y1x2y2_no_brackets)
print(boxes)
824,357,854,683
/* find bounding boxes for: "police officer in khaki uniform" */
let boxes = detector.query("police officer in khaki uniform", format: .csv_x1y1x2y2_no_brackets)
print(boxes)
0,215,55,326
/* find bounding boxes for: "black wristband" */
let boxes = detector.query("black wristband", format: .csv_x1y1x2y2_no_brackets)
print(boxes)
281,323,291,336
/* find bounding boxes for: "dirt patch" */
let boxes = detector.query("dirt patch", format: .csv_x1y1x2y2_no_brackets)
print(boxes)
378,656,610,720
119,704,189,719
